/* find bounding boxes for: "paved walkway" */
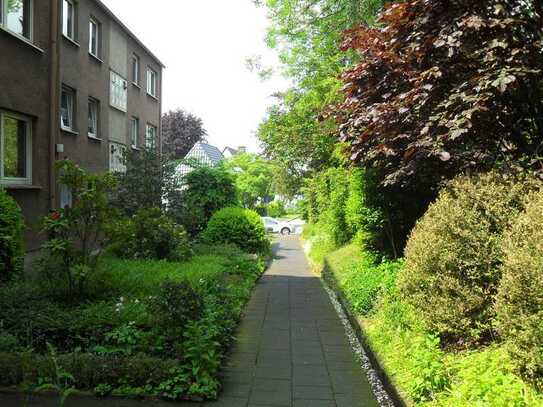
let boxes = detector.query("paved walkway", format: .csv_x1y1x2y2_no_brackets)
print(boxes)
208,236,378,407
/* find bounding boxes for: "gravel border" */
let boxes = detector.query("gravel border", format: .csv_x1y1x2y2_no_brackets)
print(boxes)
322,279,396,407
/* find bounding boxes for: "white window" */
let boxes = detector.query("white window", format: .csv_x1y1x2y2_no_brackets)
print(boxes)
132,54,140,85
0,111,32,185
109,142,126,173
131,117,139,148
89,18,99,57
145,124,157,149
146,68,157,97
62,0,75,40
88,98,98,137
61,87,75,131
1,0,32,40
109,71,127,112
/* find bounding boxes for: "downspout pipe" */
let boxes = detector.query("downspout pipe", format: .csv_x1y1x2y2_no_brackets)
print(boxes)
48,0,60,210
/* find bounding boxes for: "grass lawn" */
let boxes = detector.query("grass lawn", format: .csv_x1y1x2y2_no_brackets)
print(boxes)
0,245,266,401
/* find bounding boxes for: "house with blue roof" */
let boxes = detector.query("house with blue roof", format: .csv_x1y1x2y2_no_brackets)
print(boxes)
175,141,225,178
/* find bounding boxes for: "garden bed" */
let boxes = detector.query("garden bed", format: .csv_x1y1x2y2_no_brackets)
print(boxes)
0,245,267,401
312,240,543,406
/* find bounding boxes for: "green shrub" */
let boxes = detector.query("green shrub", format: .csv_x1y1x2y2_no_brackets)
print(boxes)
109,208,192,262
148,280,203,328
495,189,543,387
0,189,24,281
267,200,286,218
399,172,537,344
176,166,238,236
202,207,269,254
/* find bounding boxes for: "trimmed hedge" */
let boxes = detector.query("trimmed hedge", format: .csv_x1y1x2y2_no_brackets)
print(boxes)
202,207,269,254
496,189,543,386
0,189,24,281
399,172,537,344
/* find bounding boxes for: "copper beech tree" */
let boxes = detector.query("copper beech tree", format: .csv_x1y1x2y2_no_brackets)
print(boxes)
334,0,543,190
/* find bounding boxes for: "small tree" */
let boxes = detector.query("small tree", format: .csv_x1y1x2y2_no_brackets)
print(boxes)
0,189,24,281
176,165,238,236
42,160,116,296
112,148,181,217
161,109,207,160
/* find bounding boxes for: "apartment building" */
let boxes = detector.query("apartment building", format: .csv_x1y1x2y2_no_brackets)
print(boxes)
0,0,164,250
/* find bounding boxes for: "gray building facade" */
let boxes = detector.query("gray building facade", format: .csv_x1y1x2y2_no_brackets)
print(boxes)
0,0,164,250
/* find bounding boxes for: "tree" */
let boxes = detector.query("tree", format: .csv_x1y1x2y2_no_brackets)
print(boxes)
161,109,207,160
334,0,543,191
222,153,276,208
112,149,181,216
176,165,238,236
255,0,386,194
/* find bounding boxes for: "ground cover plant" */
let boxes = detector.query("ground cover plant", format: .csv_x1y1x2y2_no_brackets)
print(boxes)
0,245,266,400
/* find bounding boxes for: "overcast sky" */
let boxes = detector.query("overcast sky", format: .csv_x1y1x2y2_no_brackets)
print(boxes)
101,0,287,153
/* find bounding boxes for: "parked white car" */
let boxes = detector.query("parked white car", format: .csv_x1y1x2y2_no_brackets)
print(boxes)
262,217,305,235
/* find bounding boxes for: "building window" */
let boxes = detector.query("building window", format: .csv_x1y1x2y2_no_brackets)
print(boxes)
88,98,99,138
132,54,140,85
145,124,157,149
61,86,75,131
0,112,32,185
109,142,126,173
89,18,100,57
0,0,32,40
110,71,127,112
131,117,139,148
146,68,157,98
62,0,76,40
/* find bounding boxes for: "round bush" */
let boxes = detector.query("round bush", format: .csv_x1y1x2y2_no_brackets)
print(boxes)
202,207,269,254
495,189,543,386
0,189,24,281
109,208,192,262
399,172,536,343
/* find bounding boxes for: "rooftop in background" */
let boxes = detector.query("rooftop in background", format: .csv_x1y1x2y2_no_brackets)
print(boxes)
176,142,225,177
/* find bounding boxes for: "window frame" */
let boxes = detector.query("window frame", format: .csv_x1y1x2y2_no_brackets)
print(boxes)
132,54,140,86
131,117,139,149
0,0,33,41
0,111,32,186
145,124,157,150
62,0,76,41
88,17,100,58
88,97,99,138
109,142,127,173
146,67,157,98
60,86,76,132
109,70,128,112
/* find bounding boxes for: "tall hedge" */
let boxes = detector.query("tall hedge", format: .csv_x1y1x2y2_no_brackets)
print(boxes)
495,189,543,386
399,172,537,344
0,189,24,281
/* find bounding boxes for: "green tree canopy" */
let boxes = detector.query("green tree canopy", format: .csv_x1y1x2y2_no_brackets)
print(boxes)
222,153,276,208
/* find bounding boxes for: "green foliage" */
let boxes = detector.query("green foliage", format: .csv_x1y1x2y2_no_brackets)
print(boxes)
222,153,276,208
255,0,386,195
177,165,238,236
108,208,192,262
148,280,203,329
202,207,269,254
112,148,181,217
496,189,543,387
42,160,116,297
0,245,266,400
400,172,537,344
266,200,286,218
0,188,24,281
